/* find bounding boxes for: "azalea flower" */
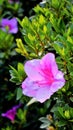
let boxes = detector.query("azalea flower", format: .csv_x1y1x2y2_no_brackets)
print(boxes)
0,18,18,34
22,53,65,103
1,104,21,122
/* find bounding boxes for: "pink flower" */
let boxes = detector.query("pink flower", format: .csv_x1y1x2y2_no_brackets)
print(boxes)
22,53,65,103
1,104,21,122
1,18,18,34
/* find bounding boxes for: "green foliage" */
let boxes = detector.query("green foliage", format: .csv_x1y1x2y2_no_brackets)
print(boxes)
16,38,29,57
0,0,23,18
1,0,73,130
15,0,73,129
39,117,51,129
16,87,22,100
9,63,25,84
0,30,15,60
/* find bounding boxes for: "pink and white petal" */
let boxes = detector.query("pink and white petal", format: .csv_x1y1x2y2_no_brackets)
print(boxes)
40,53,58,77
24,60,44,81
22,78,39,97
50,80,65,93
36,87,52,103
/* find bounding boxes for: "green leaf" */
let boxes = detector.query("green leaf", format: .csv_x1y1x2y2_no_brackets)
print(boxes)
16,88,22,100
39,117,50,123
28,33,35,41
70,97,73,102
9,64,25,84
9,65,20,84
58,120,67,127
16,38,28,57
52,0,60,9
58,107,65,119
39,15,45,25
17,63,25,77
64,110,70,119
40,122,50,129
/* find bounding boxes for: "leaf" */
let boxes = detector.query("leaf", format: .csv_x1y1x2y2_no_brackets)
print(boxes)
33,5,44,13
58,120,67,127
16,38,28,57
64,110,70,119
52,0,60,9
17,63,25,77
28,33,35,41
9,64,25,84
70,97,73,102
9,65,20,83
39,117,50,123
58,107,65,119
39,15,45,25
16,88,22,100
40,122,50,129
43,25,47,34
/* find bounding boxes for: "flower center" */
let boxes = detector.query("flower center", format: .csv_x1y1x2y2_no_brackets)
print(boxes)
5,24,12,30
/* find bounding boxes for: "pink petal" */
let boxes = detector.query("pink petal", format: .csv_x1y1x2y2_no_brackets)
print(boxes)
36,87,52,103
22,78,39,97
50,80,65,93
1,110,16,121
9,27,18,33
40,53,58,77
22,79,53,103
9,18,18,27
24,60,44,81
1,19,9,26
55,71,65,80
1,104,20,121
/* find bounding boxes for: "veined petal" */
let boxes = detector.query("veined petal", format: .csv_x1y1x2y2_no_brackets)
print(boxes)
24,60,44,81
40,53,58,77
22,78,39,97
50,80,65,93
55,71,65,80
36,87,52,103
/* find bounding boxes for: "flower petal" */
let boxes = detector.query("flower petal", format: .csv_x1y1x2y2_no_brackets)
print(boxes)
22,78,39,97
40,53,58,77
36,87,52,103
1,19,9,26
10,18,18,27
50,80,65,93
9,27,18,33
24,60,44,81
